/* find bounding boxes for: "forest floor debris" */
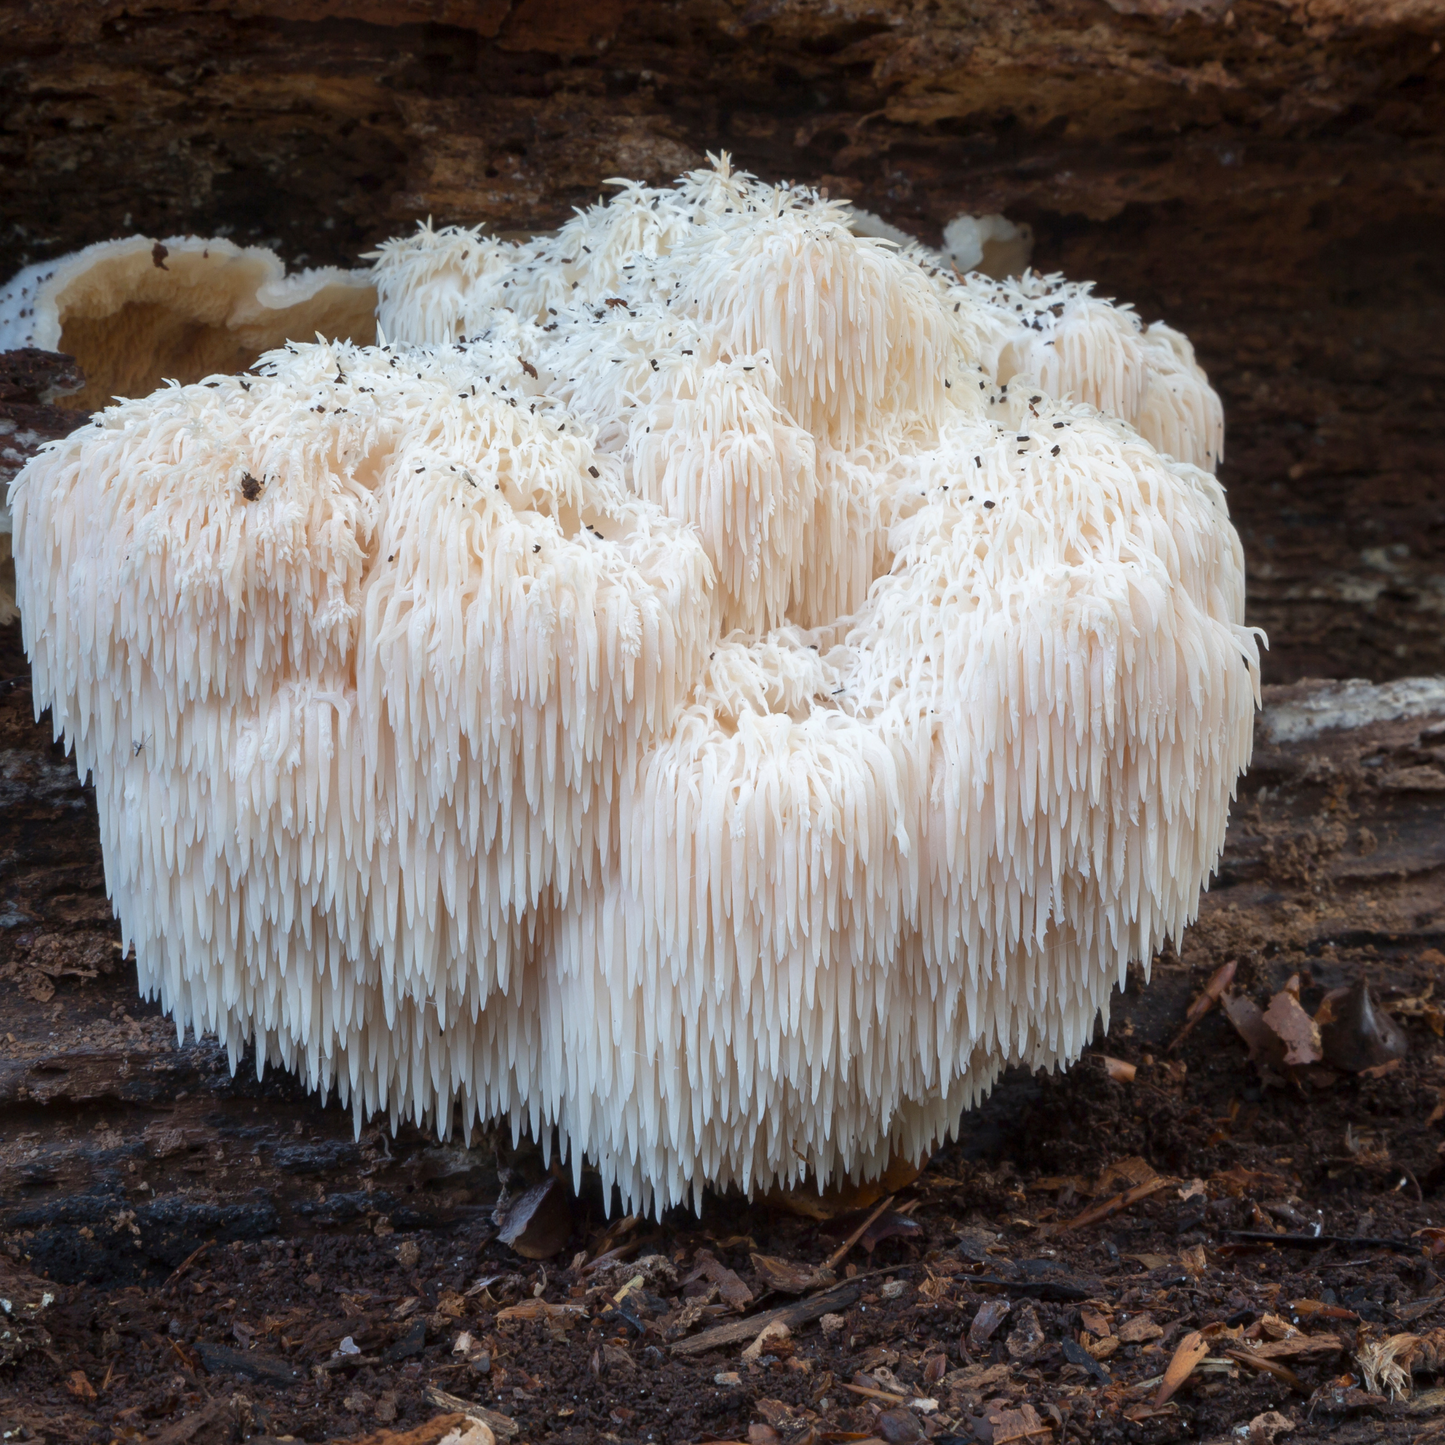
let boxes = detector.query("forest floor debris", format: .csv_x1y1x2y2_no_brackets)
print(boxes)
2,631,1445,1445
8,936,1445,1445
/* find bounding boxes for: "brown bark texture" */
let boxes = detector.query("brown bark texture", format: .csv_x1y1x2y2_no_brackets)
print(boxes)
2,0,1444,681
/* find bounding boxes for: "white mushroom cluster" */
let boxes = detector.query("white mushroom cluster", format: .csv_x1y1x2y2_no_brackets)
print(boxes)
10,159,1260,1213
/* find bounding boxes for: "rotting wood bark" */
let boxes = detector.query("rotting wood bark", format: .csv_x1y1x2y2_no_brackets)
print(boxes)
1,1,1442,683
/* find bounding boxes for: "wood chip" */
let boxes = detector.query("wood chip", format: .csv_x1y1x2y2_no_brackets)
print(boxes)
741,1321,791,1363
968,1298,1012,1349
332,1416,496,1445
682,1249,754,1311
670,1276,867,1356
1246,1333,1343,1361
420,1388,518,1439
1116,1313,1164,1344
495,1299,586,1325
1224,1349,1308,1393
988,1403,1054,1444
1155,1330,1210,1406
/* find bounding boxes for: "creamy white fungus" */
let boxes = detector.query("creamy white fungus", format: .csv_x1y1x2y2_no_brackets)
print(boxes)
10,158,1261,1213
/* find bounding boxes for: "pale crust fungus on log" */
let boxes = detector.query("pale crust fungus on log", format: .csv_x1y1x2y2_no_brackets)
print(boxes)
8,159,1262,1215
0,235,376,413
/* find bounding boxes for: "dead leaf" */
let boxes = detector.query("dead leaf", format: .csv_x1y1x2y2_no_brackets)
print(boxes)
1263,977,1323,1066
1124,1252,1172,1271
1223,992,1288,1072
767,1150,925,1219
1317,979,1408,1073
858,1209,923,1254
1099,1055,1137,1083
1080,1308,1112,1336
1155,1330,1210,1405
493,1178,572,1260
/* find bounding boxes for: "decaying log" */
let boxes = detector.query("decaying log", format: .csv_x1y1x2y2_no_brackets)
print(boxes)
1,1,1443,680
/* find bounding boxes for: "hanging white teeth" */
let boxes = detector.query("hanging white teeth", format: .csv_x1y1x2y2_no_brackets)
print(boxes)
9,154,1259,1217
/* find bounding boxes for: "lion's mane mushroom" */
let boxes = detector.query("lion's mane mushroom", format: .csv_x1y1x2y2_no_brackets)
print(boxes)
11,159,1261,1213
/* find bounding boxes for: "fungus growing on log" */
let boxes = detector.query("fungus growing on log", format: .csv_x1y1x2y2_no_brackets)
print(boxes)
9,159,1261,1213
0,234,376,412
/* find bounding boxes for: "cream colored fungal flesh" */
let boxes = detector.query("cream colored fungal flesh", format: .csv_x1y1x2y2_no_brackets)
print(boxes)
10,160,1259,1214
0,234,377,411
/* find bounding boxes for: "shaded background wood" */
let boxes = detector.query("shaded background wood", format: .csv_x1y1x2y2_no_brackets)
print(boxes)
3,0,1444,680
